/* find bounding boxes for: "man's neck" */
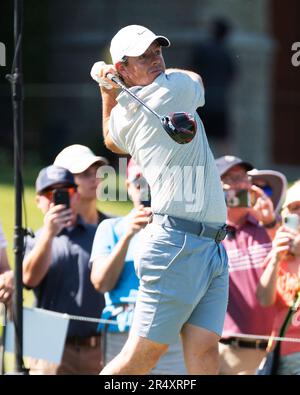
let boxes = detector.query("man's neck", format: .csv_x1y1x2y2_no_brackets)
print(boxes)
77,198,99,225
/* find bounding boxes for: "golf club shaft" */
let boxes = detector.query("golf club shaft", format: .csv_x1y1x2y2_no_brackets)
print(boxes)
106,73,161,120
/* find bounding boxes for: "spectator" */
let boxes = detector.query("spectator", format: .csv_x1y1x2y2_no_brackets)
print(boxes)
190,18,236,157
0,222,13,306
215,155,276,375
257,180,300,375
23,165,104,374
54,144,110,225
90,159,187,374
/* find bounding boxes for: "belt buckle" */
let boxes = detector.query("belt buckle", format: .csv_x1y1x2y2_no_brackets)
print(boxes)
255,340,263,349
215,226,228,243
231,338,239,348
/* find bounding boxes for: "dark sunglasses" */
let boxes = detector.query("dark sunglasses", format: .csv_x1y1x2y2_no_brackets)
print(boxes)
42,186,76,201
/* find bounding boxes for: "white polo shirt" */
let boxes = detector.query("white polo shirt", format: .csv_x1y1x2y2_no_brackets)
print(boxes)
109,71,226,224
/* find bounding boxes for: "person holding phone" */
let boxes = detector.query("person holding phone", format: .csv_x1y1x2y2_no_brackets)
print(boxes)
215,155,276,375
23,165,104,374
257,180,300,375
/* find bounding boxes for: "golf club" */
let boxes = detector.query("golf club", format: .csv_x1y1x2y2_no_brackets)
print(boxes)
106,73,197,145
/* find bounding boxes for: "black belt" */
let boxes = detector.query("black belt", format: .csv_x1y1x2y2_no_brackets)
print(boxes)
66,334,101,348
220,338,268,350
152,214,227,243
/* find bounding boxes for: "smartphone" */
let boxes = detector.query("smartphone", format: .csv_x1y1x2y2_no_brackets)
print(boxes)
284,214,299,231
225,189,251,208
53,189,70,208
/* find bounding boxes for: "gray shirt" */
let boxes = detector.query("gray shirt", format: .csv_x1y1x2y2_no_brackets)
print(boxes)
109,71,227,224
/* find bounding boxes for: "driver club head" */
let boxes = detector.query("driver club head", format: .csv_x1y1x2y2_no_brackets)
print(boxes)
161,112,197,144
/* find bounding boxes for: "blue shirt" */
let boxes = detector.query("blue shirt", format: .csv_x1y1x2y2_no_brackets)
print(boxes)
90,212,140,332
24,216,105,337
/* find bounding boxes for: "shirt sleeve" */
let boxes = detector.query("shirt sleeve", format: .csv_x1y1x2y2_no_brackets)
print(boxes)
0,223,7,249
166,71,205,110
109,107,128,153
90,219,117,264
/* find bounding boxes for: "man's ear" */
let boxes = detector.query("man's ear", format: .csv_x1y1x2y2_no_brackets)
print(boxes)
35,195,41,208
116,62,127,80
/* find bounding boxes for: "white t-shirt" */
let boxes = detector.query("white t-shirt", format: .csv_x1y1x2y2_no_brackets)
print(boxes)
109,71,227,224
0,223,7,249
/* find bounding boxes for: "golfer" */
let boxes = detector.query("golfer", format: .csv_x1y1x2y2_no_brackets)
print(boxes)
92,24,228,375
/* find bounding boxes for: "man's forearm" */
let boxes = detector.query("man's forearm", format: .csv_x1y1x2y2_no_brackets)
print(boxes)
256,254,279,306
23,229,54,287
100,87,118,139
91,233,132,293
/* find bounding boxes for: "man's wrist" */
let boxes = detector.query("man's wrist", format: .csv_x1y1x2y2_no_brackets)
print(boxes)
264,218,277,229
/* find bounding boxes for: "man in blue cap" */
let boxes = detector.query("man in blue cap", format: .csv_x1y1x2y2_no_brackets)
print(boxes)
23,165,104,374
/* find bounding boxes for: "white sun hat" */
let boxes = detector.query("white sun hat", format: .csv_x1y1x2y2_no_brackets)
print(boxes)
53,144,109,174
248,169,288,214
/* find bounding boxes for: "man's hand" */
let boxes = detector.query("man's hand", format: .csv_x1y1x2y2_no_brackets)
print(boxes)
43,203,74,238
125,206,152,238
291,233,300,257
90,61,120,90
249,185,276,226
0,270,14,305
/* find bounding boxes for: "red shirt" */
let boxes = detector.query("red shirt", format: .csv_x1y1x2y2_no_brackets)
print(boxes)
270,256,300,356
222,215,275,337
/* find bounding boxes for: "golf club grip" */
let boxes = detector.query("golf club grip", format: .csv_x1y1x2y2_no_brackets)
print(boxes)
105,72,122,86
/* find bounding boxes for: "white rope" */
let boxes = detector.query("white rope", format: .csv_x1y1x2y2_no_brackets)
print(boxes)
20,307,300,344
223,332,300,344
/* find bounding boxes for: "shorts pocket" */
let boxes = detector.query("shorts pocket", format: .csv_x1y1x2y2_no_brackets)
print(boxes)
136,229,186,284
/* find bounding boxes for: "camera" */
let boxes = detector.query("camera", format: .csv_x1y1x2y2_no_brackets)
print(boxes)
225,189,251,208
284,213,299,231
53,189,70,208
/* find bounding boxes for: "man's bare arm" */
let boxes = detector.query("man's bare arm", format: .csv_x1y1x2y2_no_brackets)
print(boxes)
100,86,125,154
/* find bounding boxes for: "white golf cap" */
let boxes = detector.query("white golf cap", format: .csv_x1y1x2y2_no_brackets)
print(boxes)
110,25,170,64
53,144,109,174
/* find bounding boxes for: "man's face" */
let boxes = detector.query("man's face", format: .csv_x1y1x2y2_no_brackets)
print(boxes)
73,163,101,201
221,165,251,191
117,41,166,87
36,183,78,214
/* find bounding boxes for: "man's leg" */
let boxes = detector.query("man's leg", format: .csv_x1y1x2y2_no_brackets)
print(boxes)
100,331,168,375
181,323,220,375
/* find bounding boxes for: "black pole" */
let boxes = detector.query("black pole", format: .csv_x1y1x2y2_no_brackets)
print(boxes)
6,0,25,373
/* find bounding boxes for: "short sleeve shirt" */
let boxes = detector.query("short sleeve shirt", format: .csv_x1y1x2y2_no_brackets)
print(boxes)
90,212,140,332
24,217,104,337
222,215,275,336
268,256,300,356
109,71,227,225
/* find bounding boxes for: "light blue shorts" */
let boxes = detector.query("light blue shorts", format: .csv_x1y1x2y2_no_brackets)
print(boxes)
131,221,229,344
